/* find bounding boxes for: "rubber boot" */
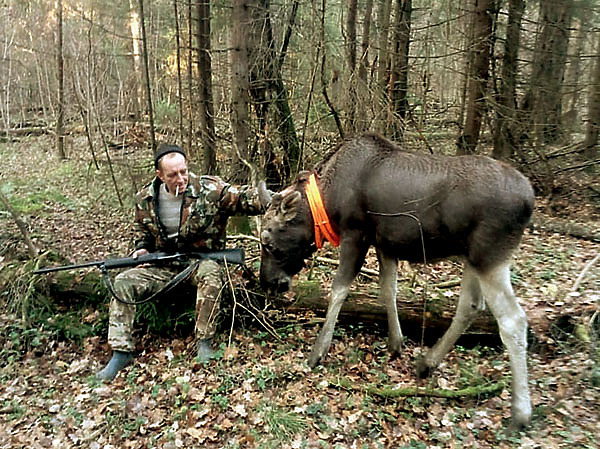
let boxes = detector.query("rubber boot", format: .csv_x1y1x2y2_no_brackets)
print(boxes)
96,350,133,382
196,339,215,362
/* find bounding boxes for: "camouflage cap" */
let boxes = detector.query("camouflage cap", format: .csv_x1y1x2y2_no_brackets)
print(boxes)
155,143,186,168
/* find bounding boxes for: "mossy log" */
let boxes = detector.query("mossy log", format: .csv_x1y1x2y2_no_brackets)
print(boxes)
531,216,600,243
331,377,509,399
288,279,499,339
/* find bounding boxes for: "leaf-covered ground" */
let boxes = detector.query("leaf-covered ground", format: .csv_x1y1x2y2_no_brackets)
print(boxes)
1,136,599,448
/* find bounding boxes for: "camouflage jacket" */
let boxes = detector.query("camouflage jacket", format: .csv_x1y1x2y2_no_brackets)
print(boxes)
133,173,264,252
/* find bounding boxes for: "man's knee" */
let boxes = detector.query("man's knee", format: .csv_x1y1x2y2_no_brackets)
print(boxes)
193,259,221,285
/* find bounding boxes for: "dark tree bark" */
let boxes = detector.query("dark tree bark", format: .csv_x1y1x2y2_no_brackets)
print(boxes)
584,34,600,161
520,0,573,146
356,0,374,133
389,0,412,141
358,0,374,84
456,0,494,155
247,0,300,188
564,18,585,117
196,0,217,174
230,0,253,182
248,0,277,185
320,0,345,139
56,0,66,159
376,0,392,83
492,0,525,160
345,0,358,131
272,1,300,183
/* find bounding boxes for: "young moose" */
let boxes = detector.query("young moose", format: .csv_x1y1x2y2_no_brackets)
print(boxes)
258,133,534,428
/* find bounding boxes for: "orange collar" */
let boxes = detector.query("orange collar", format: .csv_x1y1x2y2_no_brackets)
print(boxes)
305,173,340,249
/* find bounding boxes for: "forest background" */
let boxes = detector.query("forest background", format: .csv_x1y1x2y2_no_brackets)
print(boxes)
0,0,599,448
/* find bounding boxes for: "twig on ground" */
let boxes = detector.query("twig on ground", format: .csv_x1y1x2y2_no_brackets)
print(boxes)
571,252,600,293
228,234,260,243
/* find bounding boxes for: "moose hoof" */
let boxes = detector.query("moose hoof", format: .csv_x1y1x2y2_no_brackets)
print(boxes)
308,350,322,368
388,338,404,357
509,405,532,430
415,357,432,379
509,417,530,432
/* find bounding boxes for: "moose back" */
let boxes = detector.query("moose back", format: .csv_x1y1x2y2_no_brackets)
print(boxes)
258,133,534,428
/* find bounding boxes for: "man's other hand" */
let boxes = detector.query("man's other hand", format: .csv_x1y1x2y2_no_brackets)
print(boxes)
132,249,149,259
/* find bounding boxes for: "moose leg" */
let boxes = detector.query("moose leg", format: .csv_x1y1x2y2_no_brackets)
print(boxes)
308,239,368,367
376,250,403,355
479,263,531,428
416,263,483,377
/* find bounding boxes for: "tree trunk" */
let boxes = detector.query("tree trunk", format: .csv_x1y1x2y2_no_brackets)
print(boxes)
356,0,374,133
128,0,144,119
376,0,392,133
173,0,184,145
195,0,217,174
56,0,66,160
389,0,412,141
320,0,345,139
247,0,271,179
345,0,358,132
230,0,253,182
248,0,284,187
273,0,300,183
247,0,300,188
187,0,194,155
358,0,374,84
492,0,524,160
456,0,493,155
520,0,573,146
137,0,156,152
584,33,600,161
564,18,585,116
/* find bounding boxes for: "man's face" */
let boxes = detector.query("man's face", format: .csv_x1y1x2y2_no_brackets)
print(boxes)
156,153,188,196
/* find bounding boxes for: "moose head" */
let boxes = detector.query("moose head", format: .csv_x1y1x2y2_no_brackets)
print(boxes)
258,176,315,293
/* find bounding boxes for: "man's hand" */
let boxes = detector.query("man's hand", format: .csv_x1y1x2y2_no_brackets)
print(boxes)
132,249,149,259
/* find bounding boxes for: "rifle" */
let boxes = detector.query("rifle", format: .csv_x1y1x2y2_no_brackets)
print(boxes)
33,249,244,274
33,249,245,305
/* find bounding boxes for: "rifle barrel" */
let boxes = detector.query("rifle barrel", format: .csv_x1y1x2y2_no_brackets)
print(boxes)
33,248,245,274
32,260,104,274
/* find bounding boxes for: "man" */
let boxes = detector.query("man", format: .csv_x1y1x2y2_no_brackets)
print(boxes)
97,143,265,381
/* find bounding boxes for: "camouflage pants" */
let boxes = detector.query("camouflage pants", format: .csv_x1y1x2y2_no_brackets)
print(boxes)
108,259,223,352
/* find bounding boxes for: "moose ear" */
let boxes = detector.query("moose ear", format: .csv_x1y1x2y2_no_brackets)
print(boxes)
279,191,302,222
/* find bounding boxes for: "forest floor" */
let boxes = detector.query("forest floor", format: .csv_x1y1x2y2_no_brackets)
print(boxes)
0,135,599,449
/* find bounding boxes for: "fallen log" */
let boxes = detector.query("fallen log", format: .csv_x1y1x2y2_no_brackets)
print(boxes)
531,216,600,242
2,127,49,137
331,376,509,399
286,280,499,341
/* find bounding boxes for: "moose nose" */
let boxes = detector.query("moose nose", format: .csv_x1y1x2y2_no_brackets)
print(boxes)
260,274,291,295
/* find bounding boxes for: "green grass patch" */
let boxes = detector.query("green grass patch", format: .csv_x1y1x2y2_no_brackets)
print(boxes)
259,402,307,441
0,182,75,213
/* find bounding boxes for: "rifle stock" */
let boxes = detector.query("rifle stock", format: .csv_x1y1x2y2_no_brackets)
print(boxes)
33,249,245,274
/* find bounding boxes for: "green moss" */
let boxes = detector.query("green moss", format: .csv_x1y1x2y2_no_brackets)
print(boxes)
295,279,322,299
